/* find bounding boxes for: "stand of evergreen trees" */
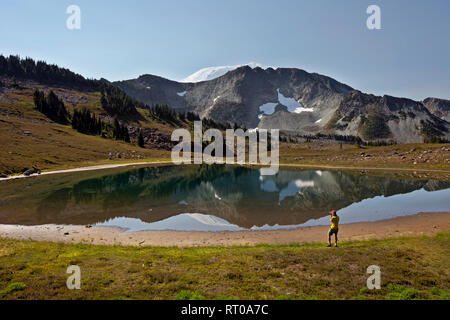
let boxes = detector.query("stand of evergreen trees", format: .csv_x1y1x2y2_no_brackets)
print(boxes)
1,55,97,90
186,111,200,122
72,110,136,144
72,108,104,135
420,119,449,143
100,84,144,116
137,129,145,148
0,55,145,116
149,106,237,132
202,117,233,130
282,132,396,146
33,90,69,124
113,117,130,142
149,104,178,123
360,113,391,140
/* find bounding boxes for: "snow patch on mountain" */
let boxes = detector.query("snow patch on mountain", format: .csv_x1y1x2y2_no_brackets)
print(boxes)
181,62,268,83
259,88,314,117
277,89,303,112
278,179,314,203
177,91,187,97
277,89,314,113
294,107,314,113
259,102,278,116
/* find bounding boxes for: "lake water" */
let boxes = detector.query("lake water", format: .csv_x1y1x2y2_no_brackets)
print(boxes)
0,165,448,232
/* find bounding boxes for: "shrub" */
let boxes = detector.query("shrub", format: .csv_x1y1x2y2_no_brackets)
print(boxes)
385,284,419,300
175,290,205,300
0,282,27,298
359,287,370,294
429,287,450,300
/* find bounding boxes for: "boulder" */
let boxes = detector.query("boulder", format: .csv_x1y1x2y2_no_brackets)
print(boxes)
23,169,34,176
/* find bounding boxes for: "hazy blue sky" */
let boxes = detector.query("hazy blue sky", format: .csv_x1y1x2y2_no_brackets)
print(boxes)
1,0,449,100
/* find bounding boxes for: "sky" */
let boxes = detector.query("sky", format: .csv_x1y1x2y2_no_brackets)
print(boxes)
0,0,449,100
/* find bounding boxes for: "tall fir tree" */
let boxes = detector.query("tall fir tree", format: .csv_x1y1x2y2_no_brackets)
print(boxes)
137,129,145,148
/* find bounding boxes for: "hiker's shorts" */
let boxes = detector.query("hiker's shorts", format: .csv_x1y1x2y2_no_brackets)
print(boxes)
328,228,339,236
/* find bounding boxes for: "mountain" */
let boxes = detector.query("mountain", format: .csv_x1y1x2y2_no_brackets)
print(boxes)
114,66,450,143
422,97,450,122
0,55,176,174
180,62,267,83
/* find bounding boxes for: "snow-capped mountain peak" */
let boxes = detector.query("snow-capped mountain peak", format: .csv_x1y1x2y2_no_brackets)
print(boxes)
180,62,268,83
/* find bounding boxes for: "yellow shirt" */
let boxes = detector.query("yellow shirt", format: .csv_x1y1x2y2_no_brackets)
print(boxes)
330,216,339,229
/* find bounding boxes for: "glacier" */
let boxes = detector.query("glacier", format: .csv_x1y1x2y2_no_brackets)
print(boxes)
181,62,268,83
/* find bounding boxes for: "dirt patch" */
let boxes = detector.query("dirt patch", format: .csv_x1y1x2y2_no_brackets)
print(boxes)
0,212,448,247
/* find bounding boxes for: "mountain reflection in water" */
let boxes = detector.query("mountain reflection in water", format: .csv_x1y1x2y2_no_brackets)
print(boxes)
0,164,448,231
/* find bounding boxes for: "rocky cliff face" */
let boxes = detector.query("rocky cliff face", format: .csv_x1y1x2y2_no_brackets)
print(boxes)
114,66,450,143
323,91,450,143
422,97,450,122
114,75,187,113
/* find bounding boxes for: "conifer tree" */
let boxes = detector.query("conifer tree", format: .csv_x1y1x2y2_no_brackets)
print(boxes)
33,89,69,124
137,129,145,148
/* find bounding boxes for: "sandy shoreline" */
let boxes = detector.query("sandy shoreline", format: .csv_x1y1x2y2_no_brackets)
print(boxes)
0,212,448,247
0,161,174,181
1,161,450,181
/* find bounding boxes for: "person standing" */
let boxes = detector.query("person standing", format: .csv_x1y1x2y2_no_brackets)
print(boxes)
327,210,339,247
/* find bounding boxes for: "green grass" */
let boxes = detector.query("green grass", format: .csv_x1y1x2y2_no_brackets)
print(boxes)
0,232,448,300
175,290,206,300
0,282,27,298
